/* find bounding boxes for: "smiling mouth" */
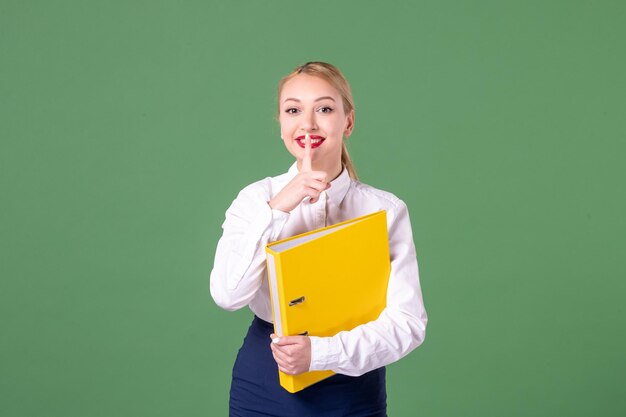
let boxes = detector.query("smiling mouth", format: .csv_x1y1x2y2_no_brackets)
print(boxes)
295,135,326,149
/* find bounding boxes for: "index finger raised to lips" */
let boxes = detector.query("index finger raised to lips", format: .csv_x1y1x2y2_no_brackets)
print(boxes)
301,134,312,173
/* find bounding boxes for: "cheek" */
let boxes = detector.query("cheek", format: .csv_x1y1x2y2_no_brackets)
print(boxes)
324,117,345,135
279,120,295,136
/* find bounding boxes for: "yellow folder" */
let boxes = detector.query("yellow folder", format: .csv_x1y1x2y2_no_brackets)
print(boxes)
265,210,391,393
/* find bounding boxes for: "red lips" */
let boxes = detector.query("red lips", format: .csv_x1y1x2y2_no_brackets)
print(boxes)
295,135,326,149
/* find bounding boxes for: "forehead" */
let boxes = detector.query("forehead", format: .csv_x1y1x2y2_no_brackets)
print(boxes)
280,74,340,102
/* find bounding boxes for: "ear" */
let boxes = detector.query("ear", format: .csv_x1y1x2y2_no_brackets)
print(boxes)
344,109,355,138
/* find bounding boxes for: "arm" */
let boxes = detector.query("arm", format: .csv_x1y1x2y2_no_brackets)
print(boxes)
209,183,290,311
211,137,331,312
308,200,428,376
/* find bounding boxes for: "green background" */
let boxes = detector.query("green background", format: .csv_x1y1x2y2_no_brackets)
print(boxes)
1,1,624,415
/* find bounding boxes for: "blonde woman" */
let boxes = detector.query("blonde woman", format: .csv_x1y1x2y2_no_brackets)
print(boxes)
210,62,427,416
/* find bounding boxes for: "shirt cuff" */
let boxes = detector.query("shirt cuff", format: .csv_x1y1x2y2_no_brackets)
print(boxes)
308,336,341,372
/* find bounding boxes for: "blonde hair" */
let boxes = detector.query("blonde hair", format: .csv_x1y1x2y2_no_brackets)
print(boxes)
277,61,359,180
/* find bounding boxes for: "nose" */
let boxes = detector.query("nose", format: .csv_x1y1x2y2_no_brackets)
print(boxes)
300,109,318,132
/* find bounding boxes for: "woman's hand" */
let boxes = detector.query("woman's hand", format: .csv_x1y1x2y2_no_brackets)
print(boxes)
268,135,331,213
269,333,311,376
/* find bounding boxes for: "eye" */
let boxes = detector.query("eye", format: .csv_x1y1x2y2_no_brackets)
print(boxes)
318,106,334,113
284,107,299,114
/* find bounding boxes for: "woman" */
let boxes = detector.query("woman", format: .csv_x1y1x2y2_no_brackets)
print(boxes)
210,61,427,416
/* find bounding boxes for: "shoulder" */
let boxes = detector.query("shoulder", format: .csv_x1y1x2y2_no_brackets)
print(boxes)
350,180,406,210
348,180,411,227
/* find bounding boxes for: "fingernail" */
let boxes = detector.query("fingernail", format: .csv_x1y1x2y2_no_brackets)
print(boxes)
272,337,280,344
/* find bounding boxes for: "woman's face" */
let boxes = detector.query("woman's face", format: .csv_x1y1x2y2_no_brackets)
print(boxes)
278,74,354,174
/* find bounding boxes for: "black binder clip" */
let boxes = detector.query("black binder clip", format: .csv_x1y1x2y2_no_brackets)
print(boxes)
288,296,305,306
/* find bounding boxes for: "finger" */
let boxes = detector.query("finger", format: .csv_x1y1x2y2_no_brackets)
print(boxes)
303,179,328,193
271,348,296,373
270,341,287,354
300,186,321,203
272,343,294,356
306,171,326,183
302,134,312,172
279,366,295,375
270,340,294,356
274,335,305,346
274,355,289,372
271,344,290,364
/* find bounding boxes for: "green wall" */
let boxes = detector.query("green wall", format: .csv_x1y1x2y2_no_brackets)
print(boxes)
1,1,624,415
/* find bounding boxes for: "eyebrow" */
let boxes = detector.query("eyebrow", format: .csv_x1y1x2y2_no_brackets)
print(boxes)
282,96,336,104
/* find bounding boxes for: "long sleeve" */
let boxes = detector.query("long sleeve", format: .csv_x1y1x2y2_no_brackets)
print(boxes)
308,200,428,376
210,183,289,311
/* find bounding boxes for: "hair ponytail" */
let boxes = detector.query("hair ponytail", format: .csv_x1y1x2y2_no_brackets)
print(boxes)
341,141,358,180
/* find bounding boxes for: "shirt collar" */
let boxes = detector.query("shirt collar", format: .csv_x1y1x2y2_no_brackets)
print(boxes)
287,162,351,205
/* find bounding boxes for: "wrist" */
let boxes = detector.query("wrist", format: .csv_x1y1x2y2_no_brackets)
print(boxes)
268,199,280,211
268,198,290,214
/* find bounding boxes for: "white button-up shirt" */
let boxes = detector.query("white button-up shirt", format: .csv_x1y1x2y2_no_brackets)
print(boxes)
210,162,428,376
